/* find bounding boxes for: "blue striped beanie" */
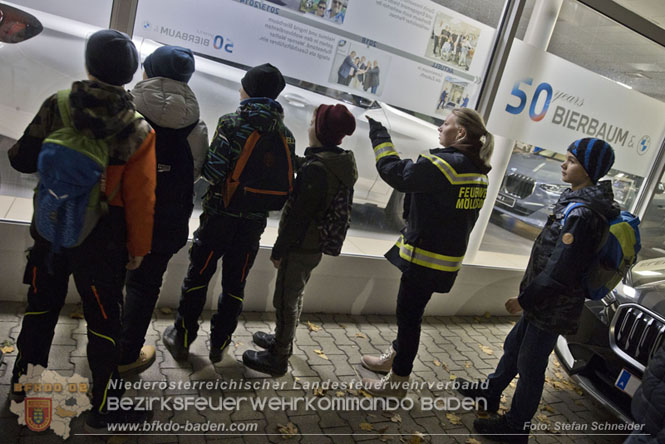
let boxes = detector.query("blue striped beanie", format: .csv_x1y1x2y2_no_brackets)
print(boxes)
567,138,615,183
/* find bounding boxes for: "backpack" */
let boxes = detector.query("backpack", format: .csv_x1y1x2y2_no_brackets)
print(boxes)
34,89,122,251
149,119,197,253
314,160,354,256
223,129,293,212
563,202,641,300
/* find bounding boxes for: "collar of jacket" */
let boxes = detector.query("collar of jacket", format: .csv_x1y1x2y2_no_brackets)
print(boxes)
304,145,345,156
433,141,491,174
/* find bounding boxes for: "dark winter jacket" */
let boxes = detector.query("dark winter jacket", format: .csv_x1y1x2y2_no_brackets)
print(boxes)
8,80,156,257
518,181,620,335
131,77,209,254
369,119,490,293
631,343,665,442
202,97,296,220
271,146,358,259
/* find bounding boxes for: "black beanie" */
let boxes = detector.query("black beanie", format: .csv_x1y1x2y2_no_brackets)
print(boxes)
567,138,615,183
85,29,138,86
144,45,195,83
241,63,285,100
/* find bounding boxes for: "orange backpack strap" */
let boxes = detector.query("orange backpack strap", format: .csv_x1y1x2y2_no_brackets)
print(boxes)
281,133,294,194
223,130,260,208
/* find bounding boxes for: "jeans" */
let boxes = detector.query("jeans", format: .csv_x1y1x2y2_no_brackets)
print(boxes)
486,314,559,429
391,273,435,376
120,251,173,364
272,251,322,357
175,213,265,350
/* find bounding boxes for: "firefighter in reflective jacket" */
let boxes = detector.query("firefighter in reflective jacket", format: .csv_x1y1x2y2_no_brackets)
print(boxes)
362,108,494,397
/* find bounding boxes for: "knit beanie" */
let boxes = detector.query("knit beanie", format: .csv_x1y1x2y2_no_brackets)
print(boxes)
241,63,285,99
567,138,615,183
85,29,138,86
143,45,195,83
315,104,356,146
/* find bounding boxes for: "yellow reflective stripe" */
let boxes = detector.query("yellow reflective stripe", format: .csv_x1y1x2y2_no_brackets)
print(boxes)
25,311,49,316
373,142,399,161
89,328,116,347
99,376,111,413
185,285,206,294
422,154,488,185
229,293,243,302
181,319,188,348
396,236,463,272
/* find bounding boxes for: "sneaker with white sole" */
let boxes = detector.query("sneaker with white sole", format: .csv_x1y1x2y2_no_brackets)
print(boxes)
118,345,156,377
361,345,396,374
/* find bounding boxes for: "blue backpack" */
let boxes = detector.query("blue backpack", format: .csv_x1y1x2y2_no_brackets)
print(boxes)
35,89,124,251
563,202,641,300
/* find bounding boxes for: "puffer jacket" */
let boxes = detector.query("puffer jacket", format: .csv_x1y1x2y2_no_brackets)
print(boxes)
369,119,490,293
131,77,208,253
518,181,620,335
202,97,296,219
631,343,665,442
271,145,358,259
8,80,156,257
131,77,208,178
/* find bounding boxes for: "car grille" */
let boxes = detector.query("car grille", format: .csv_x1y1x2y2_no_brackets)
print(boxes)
503,174,535,199
610,304,665,372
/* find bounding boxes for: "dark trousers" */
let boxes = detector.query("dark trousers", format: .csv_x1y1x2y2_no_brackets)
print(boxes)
391,273,435,376
13,221,126,413
120,251,174,364
175,213,265,350
486,315,559,429
272,251,322,357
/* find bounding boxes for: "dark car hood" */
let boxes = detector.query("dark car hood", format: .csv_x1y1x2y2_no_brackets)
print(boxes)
617,258,665,316
506,152,566,185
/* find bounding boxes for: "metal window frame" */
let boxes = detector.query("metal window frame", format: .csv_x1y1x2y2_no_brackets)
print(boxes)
109,0,139,36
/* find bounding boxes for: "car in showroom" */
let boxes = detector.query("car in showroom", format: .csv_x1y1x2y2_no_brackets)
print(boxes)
0,1,438,228
555,257,665,422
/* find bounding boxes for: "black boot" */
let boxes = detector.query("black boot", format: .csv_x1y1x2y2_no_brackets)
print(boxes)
163,325,189,361
242,349,288,377
252,331,275,349
209,342,230,364
456,377,500,413
473,414,529,444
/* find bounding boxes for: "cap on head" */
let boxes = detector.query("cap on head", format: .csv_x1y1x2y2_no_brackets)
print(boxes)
315,104,356,146
241,63,285,100
143,45,195,83
85,29,138,86
567,138,615,183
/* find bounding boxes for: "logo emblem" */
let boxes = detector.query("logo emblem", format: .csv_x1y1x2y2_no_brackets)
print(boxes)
637,135,650,156
25,398,52,432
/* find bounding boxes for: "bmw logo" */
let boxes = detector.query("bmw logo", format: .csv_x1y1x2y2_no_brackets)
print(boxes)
637,135,650,155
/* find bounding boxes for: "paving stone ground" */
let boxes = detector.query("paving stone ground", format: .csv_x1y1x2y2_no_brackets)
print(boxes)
0,302,629,443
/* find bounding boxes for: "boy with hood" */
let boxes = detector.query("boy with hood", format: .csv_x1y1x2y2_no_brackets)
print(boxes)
118,45,208,375
460,138,620,443
243,104,358,376
8,29,157,430
163,63,296,364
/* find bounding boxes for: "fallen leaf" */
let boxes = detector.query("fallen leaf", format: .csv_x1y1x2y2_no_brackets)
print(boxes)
69,304,84,319
575,389,584,396
540,404,555,414
307,321,321,332
355,332,366,339
277,422,298,439
536,413,551,424
391,413,402,423
555,371,565,380
465,361,471,369
408,431,425,444
553,360,561,368
483,312,492,319
478,345,494,355
360,422,374,431
313,388,325,397
466,439,483,444
442,363,449,371
159,307,173,315
55,406,76,417
509,381,517,389
1,339,13,347
449,374,457,381
1,345,14,353
336,391,345,397
347,389,359,396
446,413,462,425
313,349,328,360
433,360,441,367
359,389,373,399
476,411,490,419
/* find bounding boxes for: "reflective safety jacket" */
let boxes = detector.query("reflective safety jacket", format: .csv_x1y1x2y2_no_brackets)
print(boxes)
370,125,490,292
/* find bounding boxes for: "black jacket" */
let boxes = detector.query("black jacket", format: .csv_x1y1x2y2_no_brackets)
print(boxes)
632,343,665,442
518,181,620,335
272,146,357,259
369,119,490,293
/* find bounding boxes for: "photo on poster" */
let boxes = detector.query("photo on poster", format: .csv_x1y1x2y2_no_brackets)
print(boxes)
329,41,391,96
267,0,350,25
435,76,469,114
425,12,481,72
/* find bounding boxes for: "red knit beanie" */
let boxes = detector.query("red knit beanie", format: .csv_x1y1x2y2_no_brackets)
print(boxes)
315,104,356,146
